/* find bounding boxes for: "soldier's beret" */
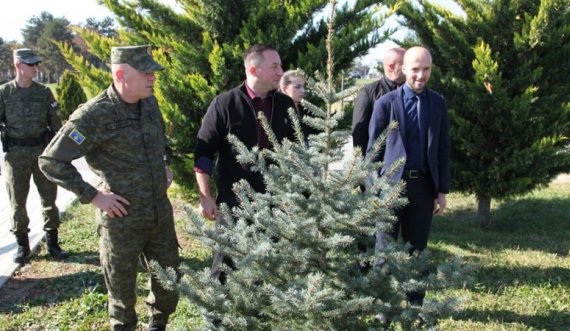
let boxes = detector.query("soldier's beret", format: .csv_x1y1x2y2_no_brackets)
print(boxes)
111,45,164,73
13,48,42,64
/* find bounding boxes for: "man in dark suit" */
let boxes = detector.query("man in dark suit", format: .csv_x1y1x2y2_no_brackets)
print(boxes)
352,47,405,156
367,46,450,305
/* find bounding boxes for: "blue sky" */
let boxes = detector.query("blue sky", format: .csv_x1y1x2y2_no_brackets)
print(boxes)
0,0,113,42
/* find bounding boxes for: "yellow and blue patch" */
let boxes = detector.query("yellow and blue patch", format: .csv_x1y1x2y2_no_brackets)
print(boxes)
68,128,86,145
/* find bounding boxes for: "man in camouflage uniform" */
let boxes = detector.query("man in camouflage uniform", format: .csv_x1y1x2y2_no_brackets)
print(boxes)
0,48,68,264
39,45,179,331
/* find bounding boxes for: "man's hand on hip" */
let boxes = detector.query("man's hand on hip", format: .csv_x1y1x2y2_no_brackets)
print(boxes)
92,191,130,218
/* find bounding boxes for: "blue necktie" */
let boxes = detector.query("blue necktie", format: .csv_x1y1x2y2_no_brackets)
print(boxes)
415,95,421,130
408,95,419,127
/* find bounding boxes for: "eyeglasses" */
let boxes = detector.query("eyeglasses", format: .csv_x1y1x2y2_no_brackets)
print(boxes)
23,63,40,67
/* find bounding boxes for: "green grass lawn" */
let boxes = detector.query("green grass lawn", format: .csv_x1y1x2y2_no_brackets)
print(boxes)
0,183,569,330
431,183,570,330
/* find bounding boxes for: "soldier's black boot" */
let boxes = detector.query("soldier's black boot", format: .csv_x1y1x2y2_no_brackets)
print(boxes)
13,233,31,264
46,230,69,260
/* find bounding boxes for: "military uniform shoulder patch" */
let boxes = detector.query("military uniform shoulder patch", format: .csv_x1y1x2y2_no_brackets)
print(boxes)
69,128,86,145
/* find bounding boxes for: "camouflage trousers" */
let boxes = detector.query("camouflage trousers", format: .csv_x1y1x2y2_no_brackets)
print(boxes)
98,202,180,331
4,145,59,235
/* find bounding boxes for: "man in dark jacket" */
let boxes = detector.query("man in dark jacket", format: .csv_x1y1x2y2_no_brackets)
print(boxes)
351,47,405,156
194,44,296,279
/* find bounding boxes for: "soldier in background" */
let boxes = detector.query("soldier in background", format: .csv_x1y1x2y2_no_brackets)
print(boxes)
39,45,179,331
0,48,68,264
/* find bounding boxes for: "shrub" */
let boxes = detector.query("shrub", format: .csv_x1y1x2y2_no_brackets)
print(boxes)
56,70,87,122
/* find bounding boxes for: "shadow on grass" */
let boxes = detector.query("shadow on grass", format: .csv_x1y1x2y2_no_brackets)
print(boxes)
429,240,570,288
0,269,105,314
425,193,570,317
0,251,209,315
431,196,570,256
455,308,570,329
36,250,101,267
36,244,209,270
472,265,570,289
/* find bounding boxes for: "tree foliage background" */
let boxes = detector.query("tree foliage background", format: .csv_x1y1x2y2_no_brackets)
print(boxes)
396,0,570,225
0,15,115,84
0,38,19,83
22,12,75,83
58,0,399,192
56,70,87,122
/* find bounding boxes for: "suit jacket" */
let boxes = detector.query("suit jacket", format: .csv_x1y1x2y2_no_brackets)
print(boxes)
367,86,450,196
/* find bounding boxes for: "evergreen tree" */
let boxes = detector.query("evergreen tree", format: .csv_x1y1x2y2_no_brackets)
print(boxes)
22,12,75,83
79,17,119,70
55,70,87,122
396,0,570,226
56,34,114,99
154,2,466,329
84,17,118,38
0,38,18,82
57,0,399,192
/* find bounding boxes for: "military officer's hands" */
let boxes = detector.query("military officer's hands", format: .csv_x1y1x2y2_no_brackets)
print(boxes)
199,195,217,221
92,191,130,218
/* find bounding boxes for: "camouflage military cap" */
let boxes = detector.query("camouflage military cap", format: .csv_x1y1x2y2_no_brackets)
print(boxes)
110,45,164,73
13,48,42,64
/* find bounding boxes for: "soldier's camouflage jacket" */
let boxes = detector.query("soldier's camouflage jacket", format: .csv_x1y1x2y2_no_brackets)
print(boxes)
39,84,170,229
0,80,61,137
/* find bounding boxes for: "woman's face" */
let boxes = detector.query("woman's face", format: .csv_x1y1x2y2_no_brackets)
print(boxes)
282,76,306,104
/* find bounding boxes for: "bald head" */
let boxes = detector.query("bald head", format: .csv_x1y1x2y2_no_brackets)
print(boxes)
402,46,433,93
382,47,406,83
404,47,432,65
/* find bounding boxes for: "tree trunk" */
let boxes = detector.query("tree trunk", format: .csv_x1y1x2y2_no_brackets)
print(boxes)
476,194,492,227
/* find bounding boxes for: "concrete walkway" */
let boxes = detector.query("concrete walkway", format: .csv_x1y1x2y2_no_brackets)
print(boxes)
0,152,95,288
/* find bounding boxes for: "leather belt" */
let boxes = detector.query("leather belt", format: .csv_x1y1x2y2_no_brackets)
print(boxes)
403,170,426,179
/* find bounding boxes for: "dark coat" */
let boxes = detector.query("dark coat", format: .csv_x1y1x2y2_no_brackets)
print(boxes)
351,76,398,156
194,83,296,207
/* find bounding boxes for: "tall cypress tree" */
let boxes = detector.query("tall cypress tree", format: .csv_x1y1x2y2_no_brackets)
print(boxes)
57,0,399,192
397,0,570,226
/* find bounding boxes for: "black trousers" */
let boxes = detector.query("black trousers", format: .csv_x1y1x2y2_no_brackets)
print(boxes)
389,174,435,305
389,175,435,250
